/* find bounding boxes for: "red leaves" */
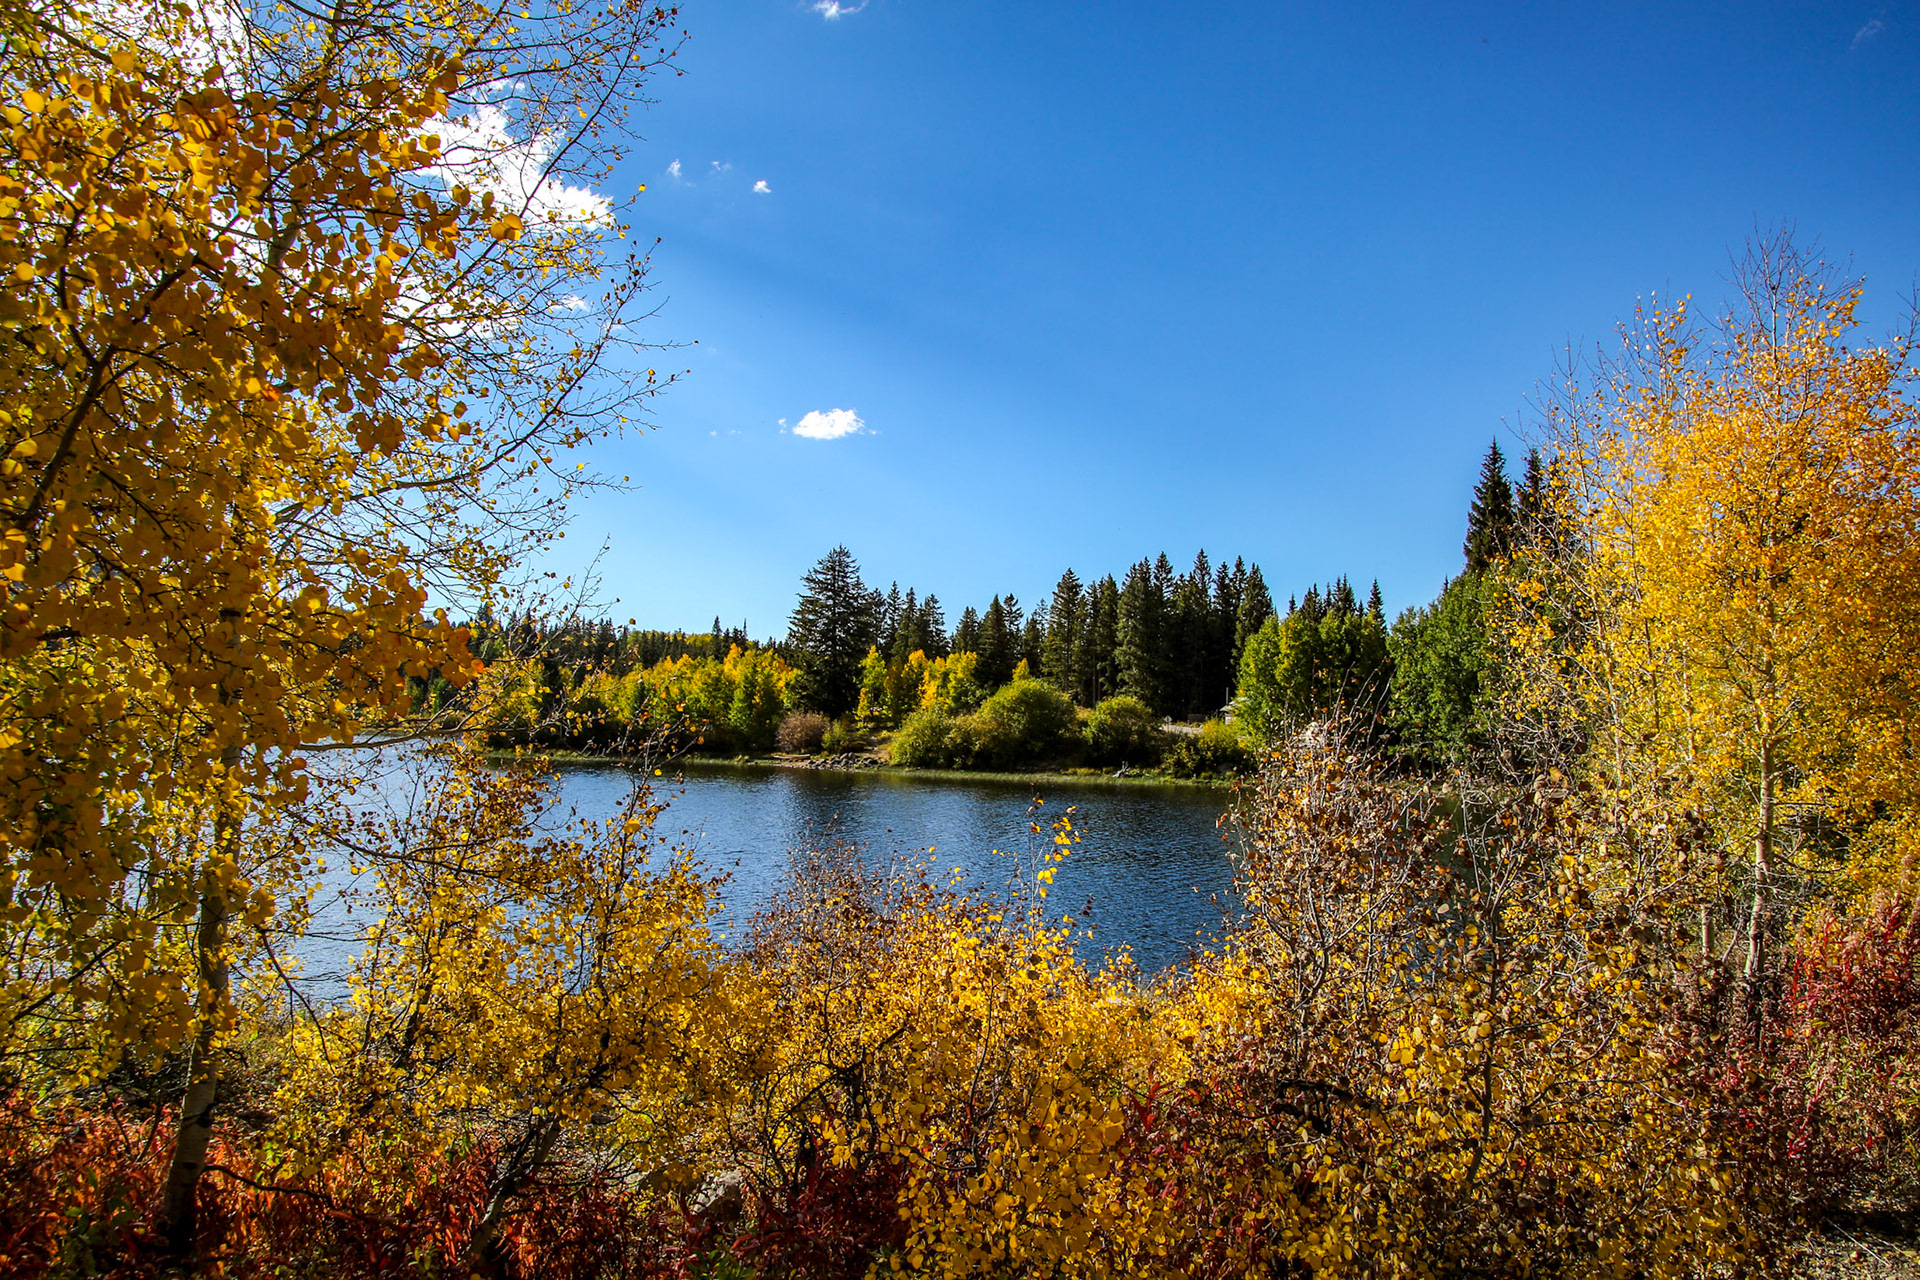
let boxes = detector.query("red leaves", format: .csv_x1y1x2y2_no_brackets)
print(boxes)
0,1094,697,1280
729,1157,909,1280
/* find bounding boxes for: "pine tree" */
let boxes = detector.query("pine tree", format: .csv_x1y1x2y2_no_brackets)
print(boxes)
1210,559,1243,713
1464,439,1516,573
879,582,904,657
1515,446,1568,550
1367,580,1385,627
952,605,982,655
922,594,949,657
1171,553,1214,717
1152,553,1177,607
890,588,919,663
1236,564,1274,659
1330,575,1358,617
979,596,1016,687
1517,448,1545,524
786,546,879,718
1042,569,1085,695
1020,613,1045,676
1077,575,1120,706
1117,559,1169,712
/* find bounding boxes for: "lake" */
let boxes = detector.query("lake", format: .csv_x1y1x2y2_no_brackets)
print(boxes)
299,756,1246,985
564,761,1245,976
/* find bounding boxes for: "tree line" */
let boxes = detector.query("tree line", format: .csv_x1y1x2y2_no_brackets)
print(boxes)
772,435,1549,770
785,546,1278,723
473,434,1550,778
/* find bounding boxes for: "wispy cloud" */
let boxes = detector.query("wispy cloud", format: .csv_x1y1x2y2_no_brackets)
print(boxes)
666,158,683,181
710,160,732,176
1853,16,1885,48
787,408,865,440
752,179,772,194
811,0,867,18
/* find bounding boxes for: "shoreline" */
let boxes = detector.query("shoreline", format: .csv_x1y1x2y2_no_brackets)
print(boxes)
486,749,1239,791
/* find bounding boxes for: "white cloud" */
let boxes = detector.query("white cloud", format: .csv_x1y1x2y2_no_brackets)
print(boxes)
710,160,732,175
667,159,683,181
753,179,772,194
790,408,865,440
90,0,252,80
426,103,612,228
812,0,867,17
1853,17,1885,48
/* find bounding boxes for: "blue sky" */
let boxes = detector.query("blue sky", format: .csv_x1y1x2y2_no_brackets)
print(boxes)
560,1,1920,637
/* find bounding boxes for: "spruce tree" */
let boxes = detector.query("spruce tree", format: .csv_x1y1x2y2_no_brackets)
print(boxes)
952,605,982,655
1463,439,1516,573
1330,575,1358,617
1171,553,1214,717
979,596,1016,687
1020,613,1045,676
1077,575,1120,706
879,582,903,657
890,588,919,663
786,545,879,718
1042,569,1084,694
1235,564,1274,658
1210,559,1243,713
1516,446,1567,550
1367,580,1385,627
1116,559,1168,712
922,595,949,657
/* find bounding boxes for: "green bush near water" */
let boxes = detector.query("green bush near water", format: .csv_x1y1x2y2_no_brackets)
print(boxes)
969,679,1078,768
1083,695,1165,766
1164,717,1251,778
890,679,1080,769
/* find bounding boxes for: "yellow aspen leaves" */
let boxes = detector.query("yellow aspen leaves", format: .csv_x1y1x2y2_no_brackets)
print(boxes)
0,0,678,1091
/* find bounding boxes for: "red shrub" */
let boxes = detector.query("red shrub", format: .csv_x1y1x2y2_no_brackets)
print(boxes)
0,1095,697,1280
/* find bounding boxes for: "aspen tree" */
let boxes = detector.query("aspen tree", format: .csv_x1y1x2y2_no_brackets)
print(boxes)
1523,235,1920,994
0,0,681,1257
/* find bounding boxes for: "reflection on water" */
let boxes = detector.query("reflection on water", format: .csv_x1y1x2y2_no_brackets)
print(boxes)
562,761,1244,976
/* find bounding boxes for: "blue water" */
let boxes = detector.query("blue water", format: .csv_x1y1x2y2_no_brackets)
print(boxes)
562,761,1243,976
294,756,1244,984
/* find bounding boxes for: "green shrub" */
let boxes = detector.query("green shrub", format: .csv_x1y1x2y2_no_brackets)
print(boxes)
1083,695,1164,766
1164,717,1251,778
893,683,1081,770
970,679,1078,769
889,706,961,767
820,717,862,754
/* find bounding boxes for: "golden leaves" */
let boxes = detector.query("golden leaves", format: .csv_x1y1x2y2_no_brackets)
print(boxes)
1534,246,1920,903
0,0,677,1089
